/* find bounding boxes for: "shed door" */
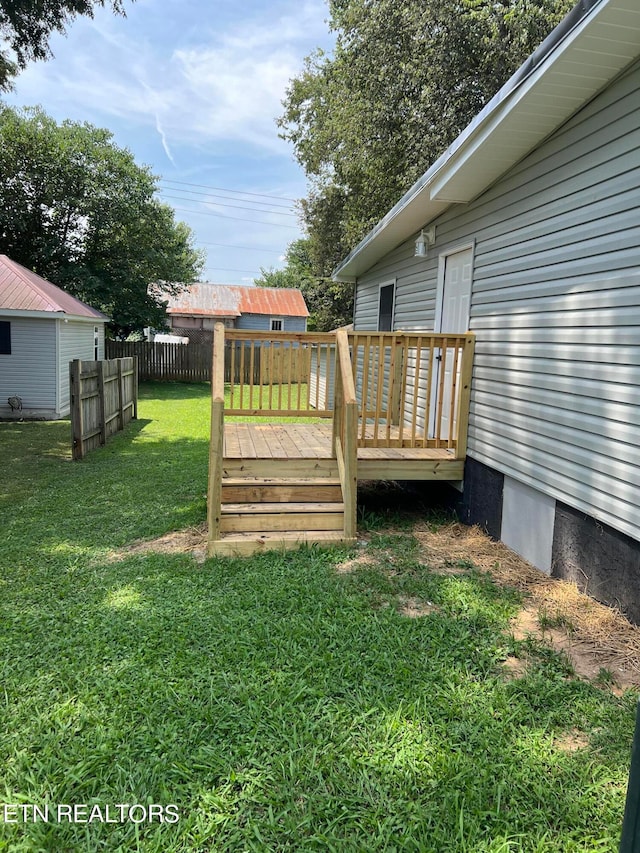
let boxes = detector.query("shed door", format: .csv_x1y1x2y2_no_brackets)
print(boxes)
430,246,473,439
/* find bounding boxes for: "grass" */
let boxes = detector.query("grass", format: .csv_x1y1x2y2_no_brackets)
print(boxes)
0,381,636,851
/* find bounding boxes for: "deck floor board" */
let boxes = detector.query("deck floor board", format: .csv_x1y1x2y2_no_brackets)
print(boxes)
224,423,459,466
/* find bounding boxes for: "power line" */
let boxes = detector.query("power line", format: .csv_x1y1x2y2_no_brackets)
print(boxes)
198,240,283,254
171,206,300,229
159,192,298,218
204,266,262,274
160,177,299,204
158,183,296,212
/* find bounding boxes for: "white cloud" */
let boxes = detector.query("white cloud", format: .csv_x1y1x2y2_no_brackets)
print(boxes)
6,0,331,154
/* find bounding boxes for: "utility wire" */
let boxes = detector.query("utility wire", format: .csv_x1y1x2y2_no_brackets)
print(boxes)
204,267,261,274
198,240,283,254
161,177,298,203
158,183,295,211
171,206,299,229
159,192,298,218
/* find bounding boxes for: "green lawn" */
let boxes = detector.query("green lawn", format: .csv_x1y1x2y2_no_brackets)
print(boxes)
0,382,635,852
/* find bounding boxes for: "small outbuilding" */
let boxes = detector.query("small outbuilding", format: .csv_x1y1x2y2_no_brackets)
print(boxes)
163,283,309,342
0,255,108,419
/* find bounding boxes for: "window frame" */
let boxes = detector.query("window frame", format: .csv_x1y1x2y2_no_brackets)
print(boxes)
377,280,396,332
270,317,284,332
0,320,11,355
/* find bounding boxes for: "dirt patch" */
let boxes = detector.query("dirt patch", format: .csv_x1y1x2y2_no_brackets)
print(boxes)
335,550,378,574
398,595,438,618
553,729,591,753
502,655,528,679
414,521,640,692
112,524,209,563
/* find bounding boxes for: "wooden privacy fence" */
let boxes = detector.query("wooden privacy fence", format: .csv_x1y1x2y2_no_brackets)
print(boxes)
106,339,312,386
70,357,138,460
106,340,211,382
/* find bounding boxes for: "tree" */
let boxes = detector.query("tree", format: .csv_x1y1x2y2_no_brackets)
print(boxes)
0,0,128,90
0,105,204,337
255,238,353,331
279,0,574,273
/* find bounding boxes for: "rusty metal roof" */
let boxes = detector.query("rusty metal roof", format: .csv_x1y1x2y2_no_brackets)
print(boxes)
165,283,309,318
0,255,107,319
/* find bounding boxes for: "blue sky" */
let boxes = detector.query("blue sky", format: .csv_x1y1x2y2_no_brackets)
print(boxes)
4,0,335,284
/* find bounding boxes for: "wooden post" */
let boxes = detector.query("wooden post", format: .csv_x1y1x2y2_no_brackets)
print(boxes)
331,339,343,455
207,323,226,553
70,359,84,460
117,359,125,430
97,360,107,446
132,356,139,419
390,337,404,426
455,334,475,459
336,329,358,540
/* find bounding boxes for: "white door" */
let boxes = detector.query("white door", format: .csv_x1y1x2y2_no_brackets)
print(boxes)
430,246,473,439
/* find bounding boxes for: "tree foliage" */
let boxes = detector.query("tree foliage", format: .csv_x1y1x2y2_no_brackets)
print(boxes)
279,0,574,283
255,238,353,331
0,0,128,90
0,105,204,337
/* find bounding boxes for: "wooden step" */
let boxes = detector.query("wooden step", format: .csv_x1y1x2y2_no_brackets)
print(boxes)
209,530,356,557
221,477,342,504
222,457,339,479
220,501,345,533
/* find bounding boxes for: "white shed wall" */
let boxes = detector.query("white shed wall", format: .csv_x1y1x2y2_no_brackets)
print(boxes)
353,59,640,545
0,316,58,416
57,320,105,415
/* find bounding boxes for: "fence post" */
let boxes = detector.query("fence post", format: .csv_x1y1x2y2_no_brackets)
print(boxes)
132,356,139,419
70,359,84,460
97,360,107,446
117,359,125,429
620,699,640,852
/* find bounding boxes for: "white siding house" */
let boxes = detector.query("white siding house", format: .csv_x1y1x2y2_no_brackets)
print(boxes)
0,255,107,419
334,0,640,619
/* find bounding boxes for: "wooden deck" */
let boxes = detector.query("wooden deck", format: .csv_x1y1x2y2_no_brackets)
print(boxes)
208,326,474,556
224,422,464,480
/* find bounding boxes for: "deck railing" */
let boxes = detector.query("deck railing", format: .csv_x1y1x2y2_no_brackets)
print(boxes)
348,332,475,453
333,329,358,539
224,329,336,418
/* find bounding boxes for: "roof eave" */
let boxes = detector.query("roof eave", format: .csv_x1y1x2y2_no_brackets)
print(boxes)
333,0,639,281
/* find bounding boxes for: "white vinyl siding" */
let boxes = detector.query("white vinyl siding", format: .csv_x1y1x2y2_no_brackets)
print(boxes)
353,58,640,544
57,320,105,415
0,317,57,416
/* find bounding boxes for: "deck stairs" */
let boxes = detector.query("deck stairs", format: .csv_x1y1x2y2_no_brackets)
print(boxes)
209,456,354,556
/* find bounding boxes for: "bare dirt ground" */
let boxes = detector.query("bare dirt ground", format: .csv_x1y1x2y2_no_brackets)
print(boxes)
118,516,640,694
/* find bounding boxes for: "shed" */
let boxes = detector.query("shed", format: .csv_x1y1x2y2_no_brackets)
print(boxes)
0,255,108,419
333,0,640,619
163,283,309,342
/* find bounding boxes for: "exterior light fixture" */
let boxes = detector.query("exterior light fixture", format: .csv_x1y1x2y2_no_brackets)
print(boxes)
414,230,427,257
414,226,436,257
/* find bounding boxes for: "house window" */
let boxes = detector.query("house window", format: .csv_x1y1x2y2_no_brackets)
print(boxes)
94,326,99,360
0,321,11,354
270,318,283,331
378,282,395,331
